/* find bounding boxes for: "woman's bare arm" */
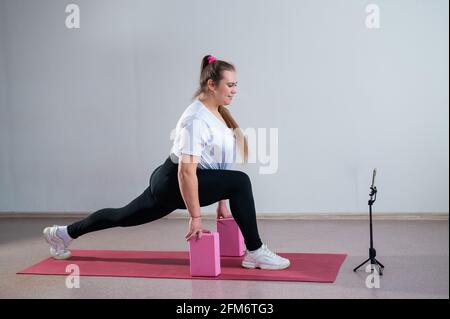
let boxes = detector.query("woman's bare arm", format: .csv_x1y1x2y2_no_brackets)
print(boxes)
178,154,201,218
178,154,207,241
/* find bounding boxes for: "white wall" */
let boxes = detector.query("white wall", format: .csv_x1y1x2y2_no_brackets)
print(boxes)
0,0,448,214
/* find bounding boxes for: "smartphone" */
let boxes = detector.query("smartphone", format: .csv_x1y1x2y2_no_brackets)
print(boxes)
371,168,377,188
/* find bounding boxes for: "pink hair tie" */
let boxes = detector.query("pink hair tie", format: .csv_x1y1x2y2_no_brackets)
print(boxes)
207,55,217,64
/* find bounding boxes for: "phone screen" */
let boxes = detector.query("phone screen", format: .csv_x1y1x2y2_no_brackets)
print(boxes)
371,168,377,188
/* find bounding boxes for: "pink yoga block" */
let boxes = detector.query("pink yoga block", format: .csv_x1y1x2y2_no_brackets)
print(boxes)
217,217,245,257
189,232,221,277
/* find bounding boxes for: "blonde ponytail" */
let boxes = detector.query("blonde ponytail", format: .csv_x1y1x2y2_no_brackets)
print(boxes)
218,105,248,163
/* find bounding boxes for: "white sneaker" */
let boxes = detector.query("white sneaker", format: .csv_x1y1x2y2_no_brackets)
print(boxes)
241,244,290,270
43,225,71,260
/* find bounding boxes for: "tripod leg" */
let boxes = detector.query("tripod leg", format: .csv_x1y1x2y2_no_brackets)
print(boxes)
375,263,383,276
353,258,370,272
373,259,384,275
375,258,384,269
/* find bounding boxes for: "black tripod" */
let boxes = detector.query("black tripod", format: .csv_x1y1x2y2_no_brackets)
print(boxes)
353,169,385,275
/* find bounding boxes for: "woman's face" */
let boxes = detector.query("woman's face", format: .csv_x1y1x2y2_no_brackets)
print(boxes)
211,70,238,106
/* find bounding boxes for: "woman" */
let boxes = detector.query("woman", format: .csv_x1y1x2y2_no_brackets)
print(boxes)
43,55,290,270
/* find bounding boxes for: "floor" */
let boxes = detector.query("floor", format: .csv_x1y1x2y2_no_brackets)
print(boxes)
0,217,448,299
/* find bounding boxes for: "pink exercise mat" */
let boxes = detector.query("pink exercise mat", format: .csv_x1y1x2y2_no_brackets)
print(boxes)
17,249,347,283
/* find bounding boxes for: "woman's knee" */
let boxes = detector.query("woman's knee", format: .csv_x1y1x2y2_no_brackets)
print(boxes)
232,171,252,192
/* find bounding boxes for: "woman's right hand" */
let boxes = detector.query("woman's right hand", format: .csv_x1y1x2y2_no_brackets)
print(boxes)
185,217,207,241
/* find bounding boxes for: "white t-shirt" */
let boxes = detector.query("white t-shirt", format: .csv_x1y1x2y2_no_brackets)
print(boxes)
170,99,237,170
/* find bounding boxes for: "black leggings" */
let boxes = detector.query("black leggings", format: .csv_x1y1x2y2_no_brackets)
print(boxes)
67,154,263,251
